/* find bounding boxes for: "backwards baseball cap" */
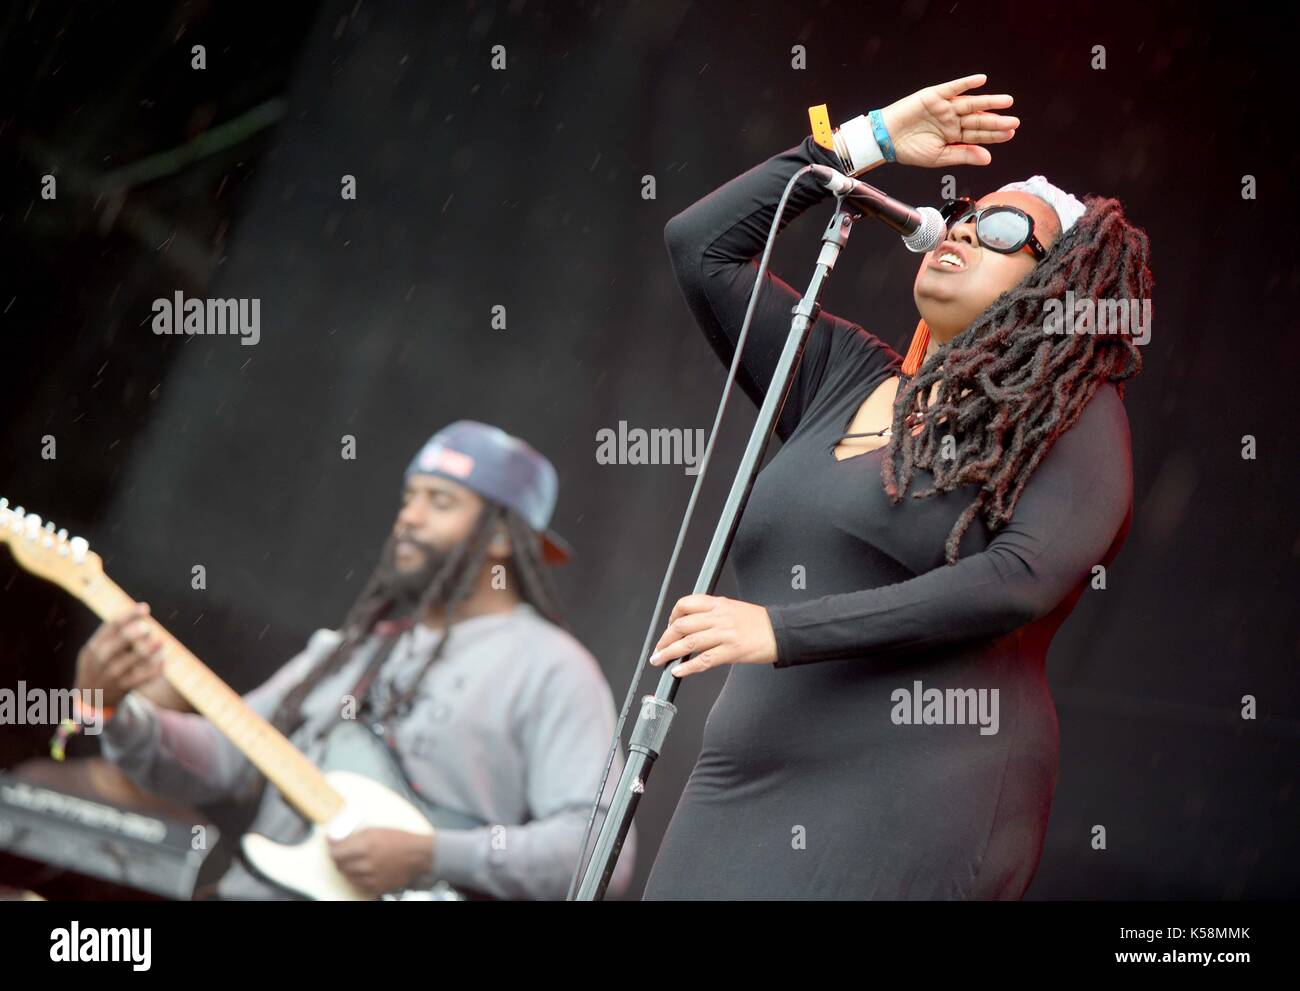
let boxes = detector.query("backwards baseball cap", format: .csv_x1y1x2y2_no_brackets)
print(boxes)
405,420,572,565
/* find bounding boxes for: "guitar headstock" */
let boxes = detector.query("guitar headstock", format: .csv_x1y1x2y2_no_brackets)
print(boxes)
0,497,103,598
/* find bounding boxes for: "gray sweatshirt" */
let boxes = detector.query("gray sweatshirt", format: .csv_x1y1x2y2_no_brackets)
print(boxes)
99,602,635,900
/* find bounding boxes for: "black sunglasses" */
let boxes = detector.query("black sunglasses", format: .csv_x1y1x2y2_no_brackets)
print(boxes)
940,196,1047,261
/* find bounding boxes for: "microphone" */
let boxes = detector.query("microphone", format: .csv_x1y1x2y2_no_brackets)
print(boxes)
809,164,945,253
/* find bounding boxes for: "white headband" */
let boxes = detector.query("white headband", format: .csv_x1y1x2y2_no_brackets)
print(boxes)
997,175,1086,234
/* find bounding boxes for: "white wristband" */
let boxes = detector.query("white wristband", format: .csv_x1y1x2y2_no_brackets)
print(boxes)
834,114,885,176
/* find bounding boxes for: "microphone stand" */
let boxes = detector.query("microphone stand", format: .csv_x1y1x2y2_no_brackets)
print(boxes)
574,196,864,899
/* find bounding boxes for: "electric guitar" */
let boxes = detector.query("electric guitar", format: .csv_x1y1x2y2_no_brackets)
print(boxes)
0,497,485,901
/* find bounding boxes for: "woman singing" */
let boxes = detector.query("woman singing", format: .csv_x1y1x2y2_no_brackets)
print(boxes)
643,73,1152,899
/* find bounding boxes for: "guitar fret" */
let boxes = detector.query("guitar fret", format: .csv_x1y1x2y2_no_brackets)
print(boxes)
115,587,340,822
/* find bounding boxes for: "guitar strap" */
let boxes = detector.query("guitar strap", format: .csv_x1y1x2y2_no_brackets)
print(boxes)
233,625,413,883
347,618,414,724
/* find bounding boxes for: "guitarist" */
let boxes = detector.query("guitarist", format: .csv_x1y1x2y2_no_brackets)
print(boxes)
74,420,636,900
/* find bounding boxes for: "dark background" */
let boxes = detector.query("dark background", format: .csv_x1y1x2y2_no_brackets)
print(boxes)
1,0,1296,900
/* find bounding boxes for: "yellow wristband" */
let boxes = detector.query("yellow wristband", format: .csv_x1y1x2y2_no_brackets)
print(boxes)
808,104,834,152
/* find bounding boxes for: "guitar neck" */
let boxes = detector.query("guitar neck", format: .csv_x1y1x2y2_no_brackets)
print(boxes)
79,573,344,826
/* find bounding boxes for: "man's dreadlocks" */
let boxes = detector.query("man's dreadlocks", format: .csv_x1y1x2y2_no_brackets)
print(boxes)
269,502,565,738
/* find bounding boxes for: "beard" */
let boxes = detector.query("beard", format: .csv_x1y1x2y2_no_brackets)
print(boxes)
372,532,459,617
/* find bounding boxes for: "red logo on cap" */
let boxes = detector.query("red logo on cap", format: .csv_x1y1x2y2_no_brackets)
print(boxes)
424,446,474,478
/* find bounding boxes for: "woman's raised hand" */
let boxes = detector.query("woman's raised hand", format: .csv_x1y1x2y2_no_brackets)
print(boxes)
878,72,1019,169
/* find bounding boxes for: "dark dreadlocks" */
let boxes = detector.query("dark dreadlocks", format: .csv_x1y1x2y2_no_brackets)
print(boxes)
269,501,566,738
881,193,1152,564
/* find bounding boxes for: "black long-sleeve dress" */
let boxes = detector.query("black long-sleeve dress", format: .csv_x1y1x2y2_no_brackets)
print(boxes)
641,135,1134,900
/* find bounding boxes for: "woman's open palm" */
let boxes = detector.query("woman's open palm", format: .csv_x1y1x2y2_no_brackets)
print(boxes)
879,72,1020,169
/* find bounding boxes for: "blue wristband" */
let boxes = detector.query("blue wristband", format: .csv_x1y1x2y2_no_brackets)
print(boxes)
868,109,897,163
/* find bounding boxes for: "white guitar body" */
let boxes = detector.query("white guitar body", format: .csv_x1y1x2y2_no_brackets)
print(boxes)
241,770,443,901
238,718,487,901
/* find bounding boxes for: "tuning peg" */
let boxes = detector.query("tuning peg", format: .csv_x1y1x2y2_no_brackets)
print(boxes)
0,498,8,512
24,514,41,540
57,528,68,542
69,537,88,564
